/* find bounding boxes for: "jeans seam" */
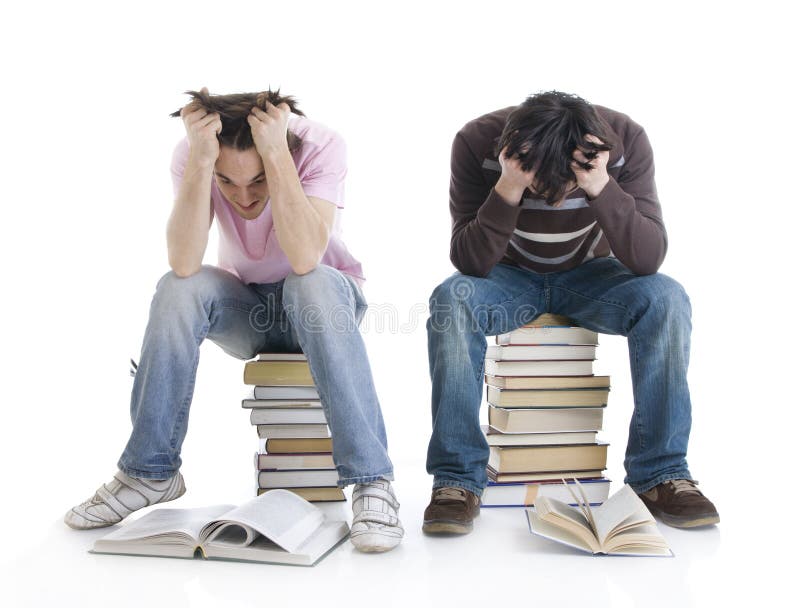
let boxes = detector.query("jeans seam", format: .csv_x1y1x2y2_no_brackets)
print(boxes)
551,284,630,317
629,472,694,494
169,320,207,452
338,469,394,487
432,479,484,496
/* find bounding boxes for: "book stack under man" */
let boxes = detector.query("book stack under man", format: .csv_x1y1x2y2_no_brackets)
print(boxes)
481,314,612,508
242,353,345,502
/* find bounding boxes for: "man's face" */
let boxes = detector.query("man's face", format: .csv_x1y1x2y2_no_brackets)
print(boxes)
214,146,270,220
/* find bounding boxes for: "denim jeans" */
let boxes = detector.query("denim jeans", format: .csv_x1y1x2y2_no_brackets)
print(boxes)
426,257,693,495
118,264,394,486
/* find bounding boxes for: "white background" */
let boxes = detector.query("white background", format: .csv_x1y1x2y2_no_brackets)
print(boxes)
1,1,797,606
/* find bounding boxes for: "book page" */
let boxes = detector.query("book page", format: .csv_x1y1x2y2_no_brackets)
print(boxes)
593,485,655,546
201,490,324,553
95,505,234,544
534,496,602,553
603,522,672,556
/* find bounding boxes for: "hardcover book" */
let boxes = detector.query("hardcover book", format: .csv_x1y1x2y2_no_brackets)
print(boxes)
484,359,594,377
527,481,672,557
485,375,611,390
488,443,608,474
482,478,610,507
91,489,349,566
488,405,605,433
486,386,609,408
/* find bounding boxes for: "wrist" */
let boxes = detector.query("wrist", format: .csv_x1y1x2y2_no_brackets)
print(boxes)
258,142,291,164
187,151,217,171
584,174,610,199
494,176,526,206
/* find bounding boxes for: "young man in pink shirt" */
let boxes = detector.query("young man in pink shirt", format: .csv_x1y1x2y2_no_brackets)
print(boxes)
64,89,403,553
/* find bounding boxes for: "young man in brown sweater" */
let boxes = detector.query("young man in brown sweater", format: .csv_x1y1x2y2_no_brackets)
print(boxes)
423,91,719,534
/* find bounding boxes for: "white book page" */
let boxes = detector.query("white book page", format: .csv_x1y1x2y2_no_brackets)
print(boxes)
96,505,234,544
534,496,602,553
527,510,595,554
201,490,324,553
594,485,655,545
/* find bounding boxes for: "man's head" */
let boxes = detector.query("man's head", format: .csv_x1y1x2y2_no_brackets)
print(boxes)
171,89,304,219
496,91,614,204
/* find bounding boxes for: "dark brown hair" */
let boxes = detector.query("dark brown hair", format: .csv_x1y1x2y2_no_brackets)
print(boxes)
495,91,614,204
170,89,305,152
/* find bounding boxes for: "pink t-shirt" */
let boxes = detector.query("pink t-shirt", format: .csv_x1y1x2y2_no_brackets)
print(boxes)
170,114,365,285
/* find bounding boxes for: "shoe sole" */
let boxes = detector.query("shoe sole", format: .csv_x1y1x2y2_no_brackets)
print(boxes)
659,513,720,528
422,520,473,535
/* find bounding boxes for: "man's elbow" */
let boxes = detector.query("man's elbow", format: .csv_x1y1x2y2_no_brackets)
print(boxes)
168,256,202,279
450,251,491,278
289,253,325,276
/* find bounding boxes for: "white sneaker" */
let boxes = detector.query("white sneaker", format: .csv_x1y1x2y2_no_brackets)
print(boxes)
350,478,404,553
64,470,186,530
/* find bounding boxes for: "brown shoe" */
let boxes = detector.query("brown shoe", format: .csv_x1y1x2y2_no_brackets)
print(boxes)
422,487,481,535
638,479,720,528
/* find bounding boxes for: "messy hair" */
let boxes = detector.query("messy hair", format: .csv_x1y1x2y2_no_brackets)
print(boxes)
495,91,613,204
170,89,305,152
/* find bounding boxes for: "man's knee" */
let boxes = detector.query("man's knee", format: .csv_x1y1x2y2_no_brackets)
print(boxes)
632,274,691,320
153,265,227,310
428,273,484,335
282,265,346,306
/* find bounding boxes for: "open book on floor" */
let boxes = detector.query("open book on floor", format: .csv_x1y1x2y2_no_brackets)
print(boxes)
91,489,349,566
526,480,672,557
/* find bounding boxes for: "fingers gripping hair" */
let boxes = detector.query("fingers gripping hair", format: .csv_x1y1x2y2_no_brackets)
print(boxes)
170,89,305,151
496,91,613,204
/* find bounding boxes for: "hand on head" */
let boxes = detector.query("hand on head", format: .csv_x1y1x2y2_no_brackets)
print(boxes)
571,134,610,199
180,87,221,166
247,101,291,158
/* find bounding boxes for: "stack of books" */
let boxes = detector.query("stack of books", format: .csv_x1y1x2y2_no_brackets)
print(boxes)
481,314,612,508
242,353,345,502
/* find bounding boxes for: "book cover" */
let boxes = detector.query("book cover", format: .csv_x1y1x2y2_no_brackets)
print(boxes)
488,443,609,474
526,482,672,557
488,405,605,433
485,375,611,390
91,490,349,566
257,469,340,488
257,425,331,441
253,386,321,400
250,408,327,426
481,477,611,507
244,361,314,386
486,344,597,361
255,452,335,470
486,386,609,408
484,359,594,377
496,326,599,346
481,425,598,447
265,437,334,454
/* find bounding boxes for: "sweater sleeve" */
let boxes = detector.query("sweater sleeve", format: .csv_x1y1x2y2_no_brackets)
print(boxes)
449,132,521,277
589,126,668,275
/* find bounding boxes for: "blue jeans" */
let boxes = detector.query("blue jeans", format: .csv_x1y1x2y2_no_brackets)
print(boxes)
118,264,394,486
426,258,693,495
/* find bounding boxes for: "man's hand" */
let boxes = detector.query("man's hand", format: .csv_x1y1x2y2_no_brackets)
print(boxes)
248,102,291,159
495,146,536,206
572,134,610,199
180,87,221,167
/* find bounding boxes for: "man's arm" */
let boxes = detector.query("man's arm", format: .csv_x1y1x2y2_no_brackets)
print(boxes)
248,104,335,275
574,129,667,275
449,132,523,277
167,97,220,278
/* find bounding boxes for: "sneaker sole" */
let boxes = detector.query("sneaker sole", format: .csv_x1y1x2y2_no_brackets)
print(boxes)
658,512,720,528
422,520,473,535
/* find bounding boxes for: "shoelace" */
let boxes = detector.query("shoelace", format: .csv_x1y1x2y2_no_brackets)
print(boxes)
434,488,467,503
667,479,701,494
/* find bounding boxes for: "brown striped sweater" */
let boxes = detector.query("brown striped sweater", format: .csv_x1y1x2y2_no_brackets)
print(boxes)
449,105,667,277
